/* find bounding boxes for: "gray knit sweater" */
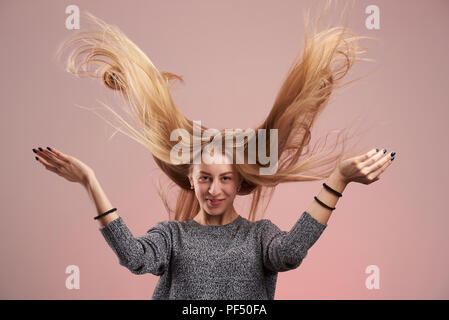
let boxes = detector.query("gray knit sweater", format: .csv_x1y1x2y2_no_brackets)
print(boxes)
99,211,327,299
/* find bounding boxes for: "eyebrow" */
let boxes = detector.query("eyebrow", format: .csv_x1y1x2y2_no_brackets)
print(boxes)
199,171,233,176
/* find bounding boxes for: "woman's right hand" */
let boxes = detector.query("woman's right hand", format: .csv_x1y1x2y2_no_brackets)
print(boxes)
33,146,94,186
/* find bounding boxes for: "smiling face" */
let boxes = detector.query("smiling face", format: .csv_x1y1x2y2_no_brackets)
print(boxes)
189,152,241,218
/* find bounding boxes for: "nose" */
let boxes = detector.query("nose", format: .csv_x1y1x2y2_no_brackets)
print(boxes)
208,179,221,196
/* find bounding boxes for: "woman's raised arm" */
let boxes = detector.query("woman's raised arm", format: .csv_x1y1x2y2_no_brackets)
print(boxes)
33,146,118,227
84,173,119,227
33,145,170,275
305,148,396,225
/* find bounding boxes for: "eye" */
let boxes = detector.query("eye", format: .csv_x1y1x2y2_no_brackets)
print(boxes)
199,176,209,181
222,176,231,181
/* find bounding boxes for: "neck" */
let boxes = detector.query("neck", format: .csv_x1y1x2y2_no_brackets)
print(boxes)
194,206,239,226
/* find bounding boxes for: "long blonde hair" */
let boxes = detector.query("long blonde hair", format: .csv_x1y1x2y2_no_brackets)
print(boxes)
56,1,376,222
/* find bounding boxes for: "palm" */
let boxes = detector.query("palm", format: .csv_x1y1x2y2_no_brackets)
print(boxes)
34,147,94,185
337,148,394,185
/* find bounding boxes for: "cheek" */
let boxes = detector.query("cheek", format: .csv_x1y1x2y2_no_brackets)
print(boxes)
196,185,209,198
224,184,238,196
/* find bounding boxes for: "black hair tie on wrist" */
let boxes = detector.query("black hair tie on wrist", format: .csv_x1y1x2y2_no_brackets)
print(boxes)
313,183,343,211
94,208,117,220
323,183,342,197
314,196,336,211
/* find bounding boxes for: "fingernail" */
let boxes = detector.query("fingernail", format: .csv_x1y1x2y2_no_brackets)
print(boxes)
38,147,43,151
32,149,37,154
47,147,52,151
376,148,379,152
383,149,387,154
35,157,39,161
391,156,395,161
390,152,396,157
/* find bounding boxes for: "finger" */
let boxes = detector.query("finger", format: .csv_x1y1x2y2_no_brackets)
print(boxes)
35,148,66,168
371,161,392,181
47,146,71,164
35,155,59,173
366,153,393,177
356,148,378,163
361,148,386,168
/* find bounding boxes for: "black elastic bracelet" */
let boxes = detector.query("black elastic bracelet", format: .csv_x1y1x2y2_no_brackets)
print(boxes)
323,183,342,197
94,208,117,220
314,196,335,211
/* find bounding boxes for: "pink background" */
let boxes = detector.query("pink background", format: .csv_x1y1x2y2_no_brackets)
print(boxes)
1,0,448,299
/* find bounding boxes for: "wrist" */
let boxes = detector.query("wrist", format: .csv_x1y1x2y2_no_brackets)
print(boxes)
326,169,348,194
83,171,96,188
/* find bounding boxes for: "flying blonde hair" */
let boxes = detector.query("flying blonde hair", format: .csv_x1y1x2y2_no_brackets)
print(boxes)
56,0,376,222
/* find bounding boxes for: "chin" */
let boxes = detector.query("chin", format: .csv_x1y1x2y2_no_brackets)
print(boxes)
204,208,224,215
206,212,223,217
203,204,226,215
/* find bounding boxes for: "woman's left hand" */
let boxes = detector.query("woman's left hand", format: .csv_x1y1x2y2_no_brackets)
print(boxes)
336,148,396,185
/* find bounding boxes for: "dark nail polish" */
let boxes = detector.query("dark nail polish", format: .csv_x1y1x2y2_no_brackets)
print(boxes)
35,157,39,161
383,149,387,154
32,149,37,154
376,148,379,152
391,156,395,161
47,147,52,151
390,152,396,157
38,147,43,151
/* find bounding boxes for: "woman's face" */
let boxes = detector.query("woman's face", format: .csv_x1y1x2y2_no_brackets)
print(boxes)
189,153,240,217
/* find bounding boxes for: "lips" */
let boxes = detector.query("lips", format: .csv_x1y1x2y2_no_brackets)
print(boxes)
207,198,224,207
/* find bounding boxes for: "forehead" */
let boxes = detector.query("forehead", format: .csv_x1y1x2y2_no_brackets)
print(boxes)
192,152,234,175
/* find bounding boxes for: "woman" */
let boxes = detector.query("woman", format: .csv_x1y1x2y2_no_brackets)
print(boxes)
34,4,396,299
33,143,393,300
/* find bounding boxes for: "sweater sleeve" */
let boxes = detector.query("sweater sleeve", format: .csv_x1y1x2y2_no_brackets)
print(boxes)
98,217,172,276
260,211,327,273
